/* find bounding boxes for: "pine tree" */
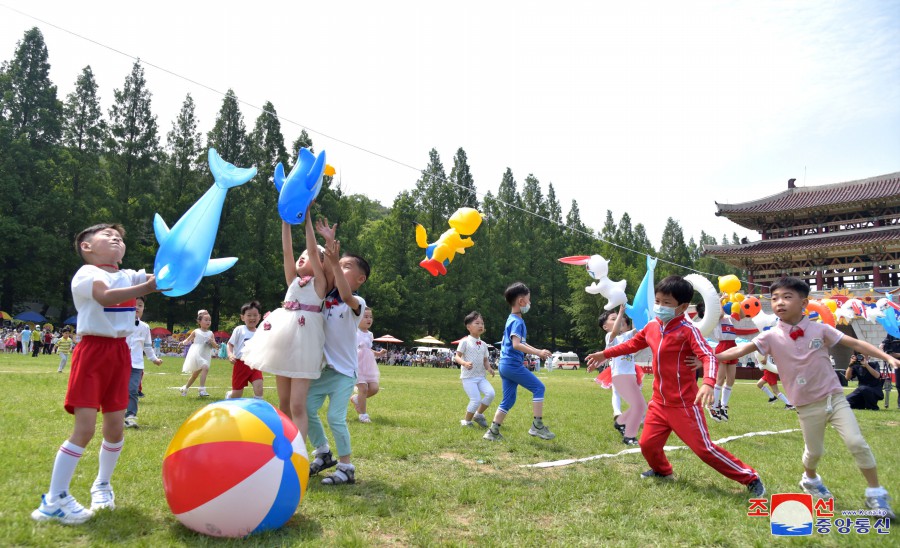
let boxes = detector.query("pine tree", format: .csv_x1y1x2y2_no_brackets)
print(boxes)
448,147,477,209
62,66,107,202
658,217,692,279
0,27,61,147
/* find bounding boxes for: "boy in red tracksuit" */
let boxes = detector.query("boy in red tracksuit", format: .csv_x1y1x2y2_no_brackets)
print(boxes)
587,275,764,497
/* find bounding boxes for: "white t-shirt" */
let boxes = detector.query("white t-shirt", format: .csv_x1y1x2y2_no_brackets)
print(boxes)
228,325,256,360
457,335,490,379
127,320,159,369
605,330,637,375
323,291,366,378
72,265,147,338
713,316,738,341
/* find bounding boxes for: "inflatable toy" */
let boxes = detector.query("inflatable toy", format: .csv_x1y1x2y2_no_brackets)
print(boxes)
805,300,836,327
835,298,865,323
740,296,762,318
875,298,900,337
718,274,741,294
154,149,256,297
752,311,778,332
822,299,838,313
559,255,627,311
625,256,657,330
684,274,720,337
274,148,335,224
415,208,483,276
163,399,308,538
754,351,778,374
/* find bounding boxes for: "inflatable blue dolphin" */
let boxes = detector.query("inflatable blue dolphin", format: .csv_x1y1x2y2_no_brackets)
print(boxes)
153,149,256,297
625,256,657,330
274,148,329,224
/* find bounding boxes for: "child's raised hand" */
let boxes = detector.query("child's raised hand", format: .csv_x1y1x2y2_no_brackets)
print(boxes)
324,239,341,264
315,217,338,242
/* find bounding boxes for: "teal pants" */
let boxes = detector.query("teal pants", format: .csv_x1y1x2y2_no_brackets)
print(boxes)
306,366,356,457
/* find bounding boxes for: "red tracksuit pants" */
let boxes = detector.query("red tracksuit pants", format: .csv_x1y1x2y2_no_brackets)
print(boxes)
641,401,759,485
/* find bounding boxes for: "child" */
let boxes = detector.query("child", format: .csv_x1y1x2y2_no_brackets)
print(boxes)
593,304,646,445
755,354,794,409
352,308,387,423
32,223,160,524
225,300,263,400
483,282,554,441
587,276,764,497
306,219,368,485
242,207,329,439
717,276,898,518
454,311,495,428
709,306,738,422
179,310,218,397
125,297,162,428
56,330,74,372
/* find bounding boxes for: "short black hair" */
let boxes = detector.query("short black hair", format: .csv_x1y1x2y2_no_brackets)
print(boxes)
769,276,810,298
655,275,694,305
504,282,530,305
241,300,262,315
695,301,706,319
74,223,125,259
464,311,482,325
598,309,631,327
343,253,370,280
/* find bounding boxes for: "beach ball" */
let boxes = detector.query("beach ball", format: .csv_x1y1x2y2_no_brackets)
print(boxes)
741,296,762,318
163,399,309,538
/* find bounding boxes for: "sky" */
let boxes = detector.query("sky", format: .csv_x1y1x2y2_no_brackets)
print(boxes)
2,1,899,251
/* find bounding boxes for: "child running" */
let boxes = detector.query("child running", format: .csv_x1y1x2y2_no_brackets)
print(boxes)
179,310,218,397
483,282,554,441
225,300,263,400
32,223,161,524
454,311,495,428
352,308,387,423
243,206,329,439
709,306,738,422
124,297,162,428
717,276,898,518
755,354,794,409
587,275,764,497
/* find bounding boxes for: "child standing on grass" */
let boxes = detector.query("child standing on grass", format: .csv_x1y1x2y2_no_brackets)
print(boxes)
755,354,794,409
179,310,218,397
709,306,739,422
717,276,898,519
587,276,764,497
454,311,495,428
56,330,74,372
32,223,161,524
306,219,368,485
243,207,329,439
225,300,263,400
483,282,554,442
124,297,162,428
352,308,387,423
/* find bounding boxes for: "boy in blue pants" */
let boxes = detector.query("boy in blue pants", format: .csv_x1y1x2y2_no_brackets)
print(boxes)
484,282,554,441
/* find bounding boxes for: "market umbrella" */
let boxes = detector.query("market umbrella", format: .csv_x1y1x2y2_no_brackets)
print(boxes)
63,315,78,325
414,335,444,345
0,311,11,320
151,327,172,337
373,334,404,344
450,338,464,345
14,311,45,323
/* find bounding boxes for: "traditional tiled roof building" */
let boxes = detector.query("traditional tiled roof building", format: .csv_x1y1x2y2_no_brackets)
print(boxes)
703,172,900,293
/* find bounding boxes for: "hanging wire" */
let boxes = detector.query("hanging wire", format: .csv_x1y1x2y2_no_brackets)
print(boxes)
2,3,768,289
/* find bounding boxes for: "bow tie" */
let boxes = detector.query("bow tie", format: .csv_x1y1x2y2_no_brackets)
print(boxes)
789,327,804,340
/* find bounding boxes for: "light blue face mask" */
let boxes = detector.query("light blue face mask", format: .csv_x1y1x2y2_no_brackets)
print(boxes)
653,304,677,323
521,303,531,314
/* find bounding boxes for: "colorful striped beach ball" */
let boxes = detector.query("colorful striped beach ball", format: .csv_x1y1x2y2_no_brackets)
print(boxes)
163,399,309,537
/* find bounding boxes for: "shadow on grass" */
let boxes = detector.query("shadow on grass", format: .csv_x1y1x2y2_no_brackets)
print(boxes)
165,509,324,545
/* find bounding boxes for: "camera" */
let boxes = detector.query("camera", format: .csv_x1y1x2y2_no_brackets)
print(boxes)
852,352,864,362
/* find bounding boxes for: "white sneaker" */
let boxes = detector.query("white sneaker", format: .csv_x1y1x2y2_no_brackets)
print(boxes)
225,390,234,399
799,474,833,500
180,386,187,396
358,413,371,423
198,389,209,397
460,420,473,427
32,492,93,524
124,416,138,428
90,482,115,511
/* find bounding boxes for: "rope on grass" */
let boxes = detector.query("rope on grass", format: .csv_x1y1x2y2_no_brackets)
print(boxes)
523,428,800,469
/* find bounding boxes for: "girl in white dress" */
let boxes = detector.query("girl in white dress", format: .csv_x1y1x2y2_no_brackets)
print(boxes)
180,310,218,397
243,206,330,439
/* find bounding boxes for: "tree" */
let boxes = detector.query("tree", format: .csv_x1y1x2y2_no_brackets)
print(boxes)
658,217,692,279
0,27,61,147
448,147,477,209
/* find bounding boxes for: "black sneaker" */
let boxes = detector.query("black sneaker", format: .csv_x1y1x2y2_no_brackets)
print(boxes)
720,406,730,422
708,406,723,422
623,436,639,446
747,478,765,498
767,396,778,404
613,418,626,434
309,450,338,476
785,404,796,411
640,469,674,481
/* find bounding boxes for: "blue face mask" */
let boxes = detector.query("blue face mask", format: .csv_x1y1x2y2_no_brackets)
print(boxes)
521,303,531,314
653,304,677,323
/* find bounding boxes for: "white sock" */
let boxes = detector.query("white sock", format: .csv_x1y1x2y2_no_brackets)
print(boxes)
760,386,775,398
611,389,622,416
713,385,722,407
777,393,791,405
866,486,888,497
336,462,355,472
315,443,330,456
722,386,732,407
474,413,484,419
48,441,84,499
95,439,124,485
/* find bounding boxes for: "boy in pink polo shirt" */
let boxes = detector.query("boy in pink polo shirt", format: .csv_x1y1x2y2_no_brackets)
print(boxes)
717,276,899,520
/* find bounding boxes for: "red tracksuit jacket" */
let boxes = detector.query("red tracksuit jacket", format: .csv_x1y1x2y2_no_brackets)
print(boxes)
605,315,717,407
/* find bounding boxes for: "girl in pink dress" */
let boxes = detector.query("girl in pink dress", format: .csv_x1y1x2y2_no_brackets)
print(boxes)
351,308,386,423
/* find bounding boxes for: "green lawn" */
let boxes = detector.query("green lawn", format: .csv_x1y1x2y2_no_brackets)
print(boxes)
0,354,895,546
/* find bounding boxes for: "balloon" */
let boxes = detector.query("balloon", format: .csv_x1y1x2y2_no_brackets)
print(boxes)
805,300,836,327
274,148,333,224
822,299,838,313
559,255,628,311
875,299,900,337
835,298,865,323
740,296,762,318
415,207,483,276
154,149,256,297
163,399,308,538
723,302,734,315
752,311,778,332
754,351,778,374
684,274,720,337
718,275,741,294
624,256,657,330
731,292,745,303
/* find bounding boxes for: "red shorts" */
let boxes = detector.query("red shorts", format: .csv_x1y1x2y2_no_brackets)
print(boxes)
232,359,263,390
762,370,779,386
65,336,130,414
715,340,738,364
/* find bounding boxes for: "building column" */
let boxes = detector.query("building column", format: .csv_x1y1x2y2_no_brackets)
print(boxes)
815,270,824,291
747,272,755,294
873,264,882,288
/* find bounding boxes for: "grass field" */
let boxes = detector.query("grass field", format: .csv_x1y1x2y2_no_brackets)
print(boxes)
0,353,896,547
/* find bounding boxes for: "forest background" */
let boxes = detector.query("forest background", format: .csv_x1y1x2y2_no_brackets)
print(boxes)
0,28,742,355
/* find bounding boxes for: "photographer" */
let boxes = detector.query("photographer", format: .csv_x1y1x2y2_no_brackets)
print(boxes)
845,353,884,410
